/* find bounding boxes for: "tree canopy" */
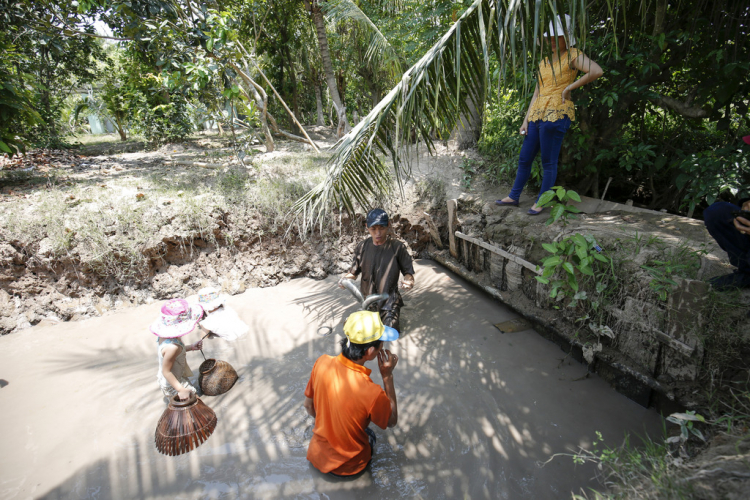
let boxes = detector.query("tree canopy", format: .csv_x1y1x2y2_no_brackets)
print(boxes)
1,0,747,220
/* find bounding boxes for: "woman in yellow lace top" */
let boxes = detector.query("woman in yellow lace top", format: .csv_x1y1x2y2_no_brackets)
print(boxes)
496,15,603,215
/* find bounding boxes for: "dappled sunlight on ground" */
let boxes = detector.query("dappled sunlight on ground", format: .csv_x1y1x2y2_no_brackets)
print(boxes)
0,260,662,499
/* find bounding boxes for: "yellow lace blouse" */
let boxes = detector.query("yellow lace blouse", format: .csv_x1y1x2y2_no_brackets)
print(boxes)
527,48,581,122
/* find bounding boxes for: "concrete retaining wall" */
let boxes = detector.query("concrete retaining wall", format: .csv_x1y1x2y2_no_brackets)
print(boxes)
432,194,736,410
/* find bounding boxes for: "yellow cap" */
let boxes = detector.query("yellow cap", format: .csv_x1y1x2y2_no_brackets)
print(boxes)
343,311,399,344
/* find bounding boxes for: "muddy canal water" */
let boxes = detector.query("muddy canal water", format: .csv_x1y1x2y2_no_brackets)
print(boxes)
0,260,661,499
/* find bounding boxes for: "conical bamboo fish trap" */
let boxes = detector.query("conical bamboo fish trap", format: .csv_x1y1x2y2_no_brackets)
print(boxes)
155,392,217,456
199,358,239,396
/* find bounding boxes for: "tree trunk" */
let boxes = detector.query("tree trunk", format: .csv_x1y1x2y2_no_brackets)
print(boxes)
314,83,325,126
450,95,483,150
250,87,274,152
285,45,301,130
361,67,381,111
305,0,348,137
371,84,381,110
652,0,668,37
115,114,127,141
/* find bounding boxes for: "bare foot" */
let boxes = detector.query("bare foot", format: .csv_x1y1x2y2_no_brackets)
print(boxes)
501,197,517,203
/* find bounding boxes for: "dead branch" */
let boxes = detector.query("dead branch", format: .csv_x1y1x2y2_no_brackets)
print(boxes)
236,41,320,153
649,95,710,118
677,467,750,483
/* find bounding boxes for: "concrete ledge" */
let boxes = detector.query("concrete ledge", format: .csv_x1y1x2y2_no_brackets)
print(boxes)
572,194,667,216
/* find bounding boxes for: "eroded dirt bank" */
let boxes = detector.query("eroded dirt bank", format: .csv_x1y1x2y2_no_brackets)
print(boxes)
0,261,662,499
0,132,440,336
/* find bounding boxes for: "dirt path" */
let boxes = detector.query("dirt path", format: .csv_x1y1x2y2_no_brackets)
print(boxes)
0,260,661,499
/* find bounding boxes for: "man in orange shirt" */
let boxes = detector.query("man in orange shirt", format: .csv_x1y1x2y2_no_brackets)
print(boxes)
303,310,400,476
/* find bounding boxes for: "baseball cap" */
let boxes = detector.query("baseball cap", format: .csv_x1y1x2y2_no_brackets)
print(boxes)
344,311,399,344
366,208,389,228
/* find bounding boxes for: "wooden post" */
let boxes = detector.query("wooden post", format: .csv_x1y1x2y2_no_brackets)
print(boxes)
423,212,443,249
447,199,459,258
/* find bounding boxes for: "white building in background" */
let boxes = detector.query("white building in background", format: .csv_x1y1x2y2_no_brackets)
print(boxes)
87,113,116,135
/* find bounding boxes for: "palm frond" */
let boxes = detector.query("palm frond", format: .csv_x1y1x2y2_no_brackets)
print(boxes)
296,0,604,231
321,0,403,79
296,0,494,230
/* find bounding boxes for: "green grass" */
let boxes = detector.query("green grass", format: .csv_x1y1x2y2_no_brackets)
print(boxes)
0,145,333,280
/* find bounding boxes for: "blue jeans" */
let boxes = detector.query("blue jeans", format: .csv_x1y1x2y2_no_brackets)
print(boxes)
508,117,572,203
704,202,750,274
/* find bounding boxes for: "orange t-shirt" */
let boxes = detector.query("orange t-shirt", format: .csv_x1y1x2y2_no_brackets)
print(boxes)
305,354,392,475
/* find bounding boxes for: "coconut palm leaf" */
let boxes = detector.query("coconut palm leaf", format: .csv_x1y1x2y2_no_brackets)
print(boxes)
295,0,597,230
321,0,403,79
296,0,496,229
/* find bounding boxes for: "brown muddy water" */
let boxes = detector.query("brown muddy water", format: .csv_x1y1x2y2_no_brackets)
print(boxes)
0,260,662,499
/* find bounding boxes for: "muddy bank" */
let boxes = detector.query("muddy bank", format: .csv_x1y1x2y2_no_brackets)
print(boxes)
0,261,662,499
0,209,439,336
0,132,438,336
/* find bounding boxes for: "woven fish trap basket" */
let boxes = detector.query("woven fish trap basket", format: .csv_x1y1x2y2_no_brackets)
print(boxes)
155,392,217,456
199,359,239,396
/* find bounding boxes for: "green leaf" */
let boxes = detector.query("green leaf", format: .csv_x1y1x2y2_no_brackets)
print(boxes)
562,262,575,275
669,412,705,423
579,265,594,276
566,190,581,202
575,245,587,261
593,253,610,263
572,234,588,248
542,243,559,254
567,273,579,292
535,276,550,284
537,190,555,206
0,141,12,153
543,256,562,267
550,204,565,222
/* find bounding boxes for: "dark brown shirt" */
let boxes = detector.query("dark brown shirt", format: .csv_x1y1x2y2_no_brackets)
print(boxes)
349,237,415,297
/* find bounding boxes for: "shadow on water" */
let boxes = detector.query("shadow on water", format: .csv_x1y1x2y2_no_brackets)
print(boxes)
31,260,661,499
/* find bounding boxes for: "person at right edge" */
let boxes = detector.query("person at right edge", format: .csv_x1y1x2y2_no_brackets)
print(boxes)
703,135,750,291
495,14,603,215
341,208,415,332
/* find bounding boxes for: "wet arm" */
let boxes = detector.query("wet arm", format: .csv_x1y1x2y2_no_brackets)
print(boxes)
401,273,415,290
383,374,398,428
161,345,191,400
378,349,399,428
304,397,316,418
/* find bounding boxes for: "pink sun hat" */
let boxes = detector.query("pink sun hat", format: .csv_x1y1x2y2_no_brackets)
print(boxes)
150,298,204,338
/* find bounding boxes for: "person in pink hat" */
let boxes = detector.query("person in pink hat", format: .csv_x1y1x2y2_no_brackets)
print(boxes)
150,298,206,402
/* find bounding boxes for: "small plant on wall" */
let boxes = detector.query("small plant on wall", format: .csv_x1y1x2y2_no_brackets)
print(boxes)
535,233,612,309
537,186,582,226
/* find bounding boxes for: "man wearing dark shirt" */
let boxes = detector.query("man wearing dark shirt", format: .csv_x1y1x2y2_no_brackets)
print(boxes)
703,136,750,291
342,208,415,332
